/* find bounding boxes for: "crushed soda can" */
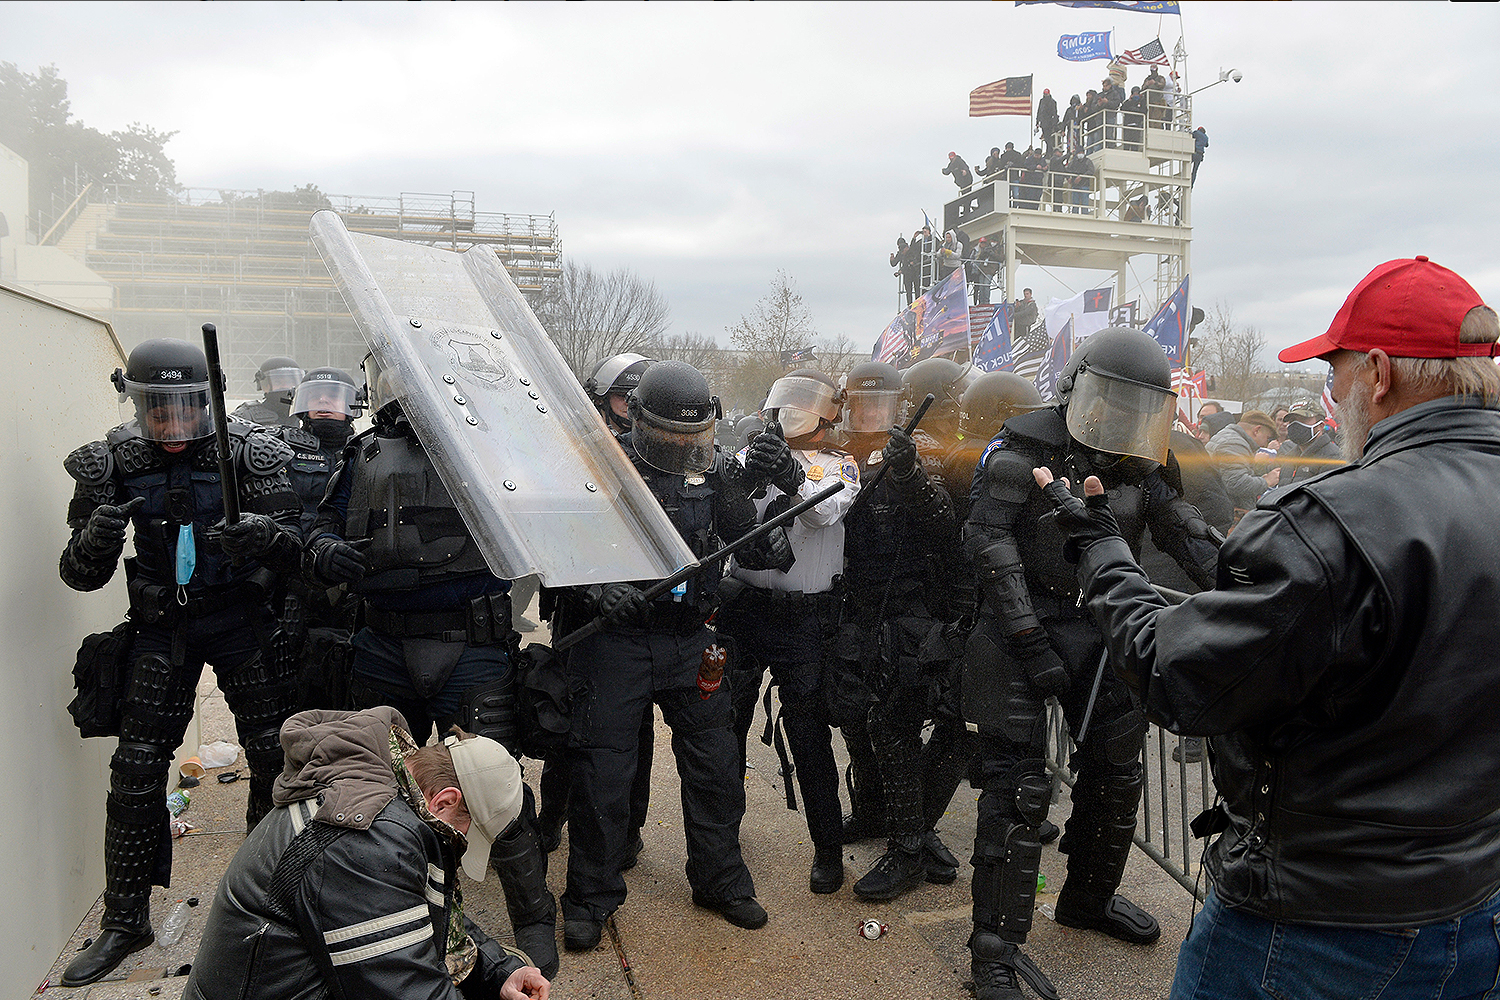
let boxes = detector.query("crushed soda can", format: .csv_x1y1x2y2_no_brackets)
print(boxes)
858,918,889,940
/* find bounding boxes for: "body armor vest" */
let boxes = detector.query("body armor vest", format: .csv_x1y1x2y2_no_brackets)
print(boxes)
625,435,720,608
343,428,490,593
104,423,263,591
273,425,337,533
843,442,930,606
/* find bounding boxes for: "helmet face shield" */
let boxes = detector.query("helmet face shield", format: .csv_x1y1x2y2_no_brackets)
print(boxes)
291,379,358,419
764,376,840,425
633,412,717,475
257,366,304,393
844,389,900,433
1064,367,1175,466
122,380,214,443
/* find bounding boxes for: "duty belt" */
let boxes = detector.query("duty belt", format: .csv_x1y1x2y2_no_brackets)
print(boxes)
739,584,842,614
364,592,511,645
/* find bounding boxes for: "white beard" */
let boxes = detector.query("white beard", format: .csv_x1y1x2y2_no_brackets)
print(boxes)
1336,376,1374,462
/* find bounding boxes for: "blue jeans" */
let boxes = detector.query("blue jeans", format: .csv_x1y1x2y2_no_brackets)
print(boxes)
1171,887,1500,1000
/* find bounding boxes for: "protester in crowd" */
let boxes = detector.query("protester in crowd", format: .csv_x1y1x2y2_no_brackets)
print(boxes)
1196,400,1234,437
1121,87,1146,149
1192,127,1208,185
1277,400,1343,484
979,146,1005,179
1040,256,1500,1000
1013,288,1040,340
1036,88,1060,157
1207,409,1282,516
943,151,974,191
1061,95,1084,152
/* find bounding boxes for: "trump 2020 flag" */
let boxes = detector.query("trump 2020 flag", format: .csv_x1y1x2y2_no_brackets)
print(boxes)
974,303,1016,372
874,269,971,369
1058,31,1113,62
1143,275,1190,366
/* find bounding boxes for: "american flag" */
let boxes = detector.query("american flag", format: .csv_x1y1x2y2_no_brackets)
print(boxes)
1116,39,1168,66
1321,368,1338,428
970,76,1033,117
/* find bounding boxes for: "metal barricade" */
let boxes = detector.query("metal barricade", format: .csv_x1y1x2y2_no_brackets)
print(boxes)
1043,585,1214,900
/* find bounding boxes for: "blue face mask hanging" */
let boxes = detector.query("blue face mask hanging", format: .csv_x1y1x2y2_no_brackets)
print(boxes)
176,523,196,585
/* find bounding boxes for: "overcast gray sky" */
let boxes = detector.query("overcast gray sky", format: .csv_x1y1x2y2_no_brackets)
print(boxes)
8,1,1499,367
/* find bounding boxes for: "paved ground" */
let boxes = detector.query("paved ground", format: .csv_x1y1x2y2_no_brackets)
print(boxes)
33,607,1208,999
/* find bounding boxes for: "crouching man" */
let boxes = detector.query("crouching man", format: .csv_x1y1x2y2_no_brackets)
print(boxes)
185,707,549,1000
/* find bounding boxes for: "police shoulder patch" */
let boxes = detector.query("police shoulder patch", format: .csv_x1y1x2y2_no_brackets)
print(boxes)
839,458,860,484
64,440,114,485
980,435,1006,469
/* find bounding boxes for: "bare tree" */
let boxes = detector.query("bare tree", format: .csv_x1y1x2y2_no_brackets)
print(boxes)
535,259,671,378
724,271,820,410
1194,304,1266,401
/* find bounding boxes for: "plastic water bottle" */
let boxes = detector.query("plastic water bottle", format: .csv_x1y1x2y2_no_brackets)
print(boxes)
166,788,191,818
158,899,190,946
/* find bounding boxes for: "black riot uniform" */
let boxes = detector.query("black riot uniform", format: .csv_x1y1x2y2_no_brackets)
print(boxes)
231,355,304,428
555,361,766,949
59,339,304,987
962,329,1218,1000
835,362,964,902
305,361,558,979
537,353,658,859
265,367,363,710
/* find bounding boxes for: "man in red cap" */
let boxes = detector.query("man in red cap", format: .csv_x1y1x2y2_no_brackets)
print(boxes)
1034,256,1500,998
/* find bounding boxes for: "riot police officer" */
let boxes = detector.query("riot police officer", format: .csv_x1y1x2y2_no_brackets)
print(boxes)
304,353,558,978
835,362,964,901
59,339,304,986
269,367,363,710
538,352,659,859
232,354,304,428
962,328,1218,999
719,368,861,894
554,361,767,949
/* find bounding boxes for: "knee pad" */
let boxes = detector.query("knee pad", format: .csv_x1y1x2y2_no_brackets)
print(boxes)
450,677,518,754
109,741,171,802
221,652,297,731
970,821,1043,940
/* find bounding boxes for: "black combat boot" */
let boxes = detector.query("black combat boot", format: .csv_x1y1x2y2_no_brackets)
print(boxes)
61,896,154,987
1053,767,1160,945
810,844,845,894
854,835,928,901
490,794,560,978
969,931,1059,1000
921,828,960,884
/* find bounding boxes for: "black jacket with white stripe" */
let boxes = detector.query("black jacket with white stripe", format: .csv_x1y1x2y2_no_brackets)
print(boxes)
184,708,526,999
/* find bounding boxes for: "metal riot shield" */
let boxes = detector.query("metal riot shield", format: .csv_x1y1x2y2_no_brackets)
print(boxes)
310,210,695,587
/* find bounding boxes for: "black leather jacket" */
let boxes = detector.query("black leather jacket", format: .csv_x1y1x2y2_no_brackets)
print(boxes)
1076,397,1500,926
185,708,528,999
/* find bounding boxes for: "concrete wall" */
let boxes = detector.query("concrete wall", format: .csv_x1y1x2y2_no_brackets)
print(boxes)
0,284,127,995
0,143,27,283
13,244,115,314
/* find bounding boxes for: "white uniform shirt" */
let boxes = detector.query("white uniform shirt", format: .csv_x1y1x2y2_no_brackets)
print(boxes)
729,446,860,595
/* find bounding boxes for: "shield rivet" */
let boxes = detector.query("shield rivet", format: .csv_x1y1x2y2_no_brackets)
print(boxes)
410,319,422,328
585,482,598,492
491,331,502,340
466,415,479,426
519,377,531,386
503,480,517,491
528,390,539,400
536,404,548,413
454,395,466,405
443,374,455,384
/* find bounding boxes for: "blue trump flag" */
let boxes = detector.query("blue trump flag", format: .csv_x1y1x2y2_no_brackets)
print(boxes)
1058,31,1113,62
1042,318,1074,401
975,303,1016,372
1020,1,1180,13
1142,275,1190,366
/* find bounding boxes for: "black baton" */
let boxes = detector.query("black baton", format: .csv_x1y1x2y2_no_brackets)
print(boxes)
201,322,239,524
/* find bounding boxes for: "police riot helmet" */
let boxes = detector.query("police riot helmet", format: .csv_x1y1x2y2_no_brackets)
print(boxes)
291,367,361,419
843,361,903,434
1057,327,1176,470
584,352,655,428
627,360,722,474
763,368,842,440
958,371,1045,442
360,352,404,424
111,338,216,445
254,355,304,394
732,414,764,453
899,357,967,437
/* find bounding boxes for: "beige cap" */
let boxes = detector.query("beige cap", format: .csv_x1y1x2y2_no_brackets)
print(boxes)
444,733,524,882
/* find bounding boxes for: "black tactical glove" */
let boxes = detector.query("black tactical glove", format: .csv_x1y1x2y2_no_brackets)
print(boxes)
882,425,919,479
306,536,370,585
1009,627,1069,694
744,432,805,496
1040,479,1121,563
218,513,281,560
735,526,795,573
597,582,649,628
78,497,145,560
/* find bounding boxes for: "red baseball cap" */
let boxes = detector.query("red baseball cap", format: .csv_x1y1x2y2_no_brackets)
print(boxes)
1279,256,1493,363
